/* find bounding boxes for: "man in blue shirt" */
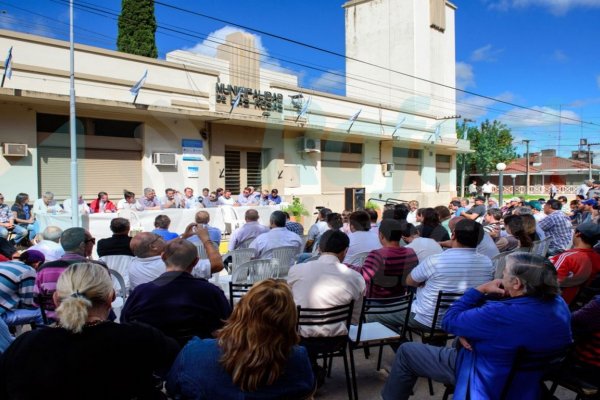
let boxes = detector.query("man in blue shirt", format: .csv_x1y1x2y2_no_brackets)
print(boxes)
183,211,221,246
382,252,572,400
151,215,179,241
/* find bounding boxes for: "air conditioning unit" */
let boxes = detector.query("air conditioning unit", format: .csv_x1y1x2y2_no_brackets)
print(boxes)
152,153,177,166
3,143,28,157
381,162,394,176
297,137,321,153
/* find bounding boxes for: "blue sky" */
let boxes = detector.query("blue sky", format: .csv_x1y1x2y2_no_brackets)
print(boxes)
1,0,599,157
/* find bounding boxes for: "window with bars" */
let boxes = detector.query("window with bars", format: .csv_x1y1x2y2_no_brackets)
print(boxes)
246,152,262,189
224,150,241,193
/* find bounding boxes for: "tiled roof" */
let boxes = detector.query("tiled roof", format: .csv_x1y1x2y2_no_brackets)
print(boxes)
502,156,600,175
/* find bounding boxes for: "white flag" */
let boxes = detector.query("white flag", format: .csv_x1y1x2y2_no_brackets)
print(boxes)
130,69,148,97
4,46,12,80
392,116,406,136
349,109,362,123
229,91,242,114
296,96,311,122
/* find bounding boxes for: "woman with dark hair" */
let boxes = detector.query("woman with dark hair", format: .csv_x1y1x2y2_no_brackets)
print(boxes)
496,215,533,253
416,208,450,242
167,279,315,399
10,193,36,244
89,191,116,213
326,212,343,231
0,263,180,399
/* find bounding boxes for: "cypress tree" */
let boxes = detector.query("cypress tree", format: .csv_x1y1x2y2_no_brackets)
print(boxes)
117,0,158,58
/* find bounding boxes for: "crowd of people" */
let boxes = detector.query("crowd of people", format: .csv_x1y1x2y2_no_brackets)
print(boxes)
0,181,599,399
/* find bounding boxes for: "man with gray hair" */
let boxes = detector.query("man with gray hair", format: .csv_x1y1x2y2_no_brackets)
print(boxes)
32,192,63,215
137,188,161,210
27,226,64,262
122,236,231,345
250,211,303,259
227,209,268,251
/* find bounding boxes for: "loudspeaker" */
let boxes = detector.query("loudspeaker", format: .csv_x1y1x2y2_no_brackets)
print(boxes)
345,187,365,211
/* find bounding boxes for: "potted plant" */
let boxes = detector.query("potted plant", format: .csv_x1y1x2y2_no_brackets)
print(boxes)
365,200,382,220
283,196,309,223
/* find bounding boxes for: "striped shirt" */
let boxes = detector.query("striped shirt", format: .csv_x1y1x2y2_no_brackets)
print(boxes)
355,246,418,298
410,248,493,328
538,210,573,254
0,261,37,313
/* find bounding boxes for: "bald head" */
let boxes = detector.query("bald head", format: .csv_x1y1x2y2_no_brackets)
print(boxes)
161,238,198,272
245,209,260,222
42,226,63,243
130,232,166,258
195,211,210,224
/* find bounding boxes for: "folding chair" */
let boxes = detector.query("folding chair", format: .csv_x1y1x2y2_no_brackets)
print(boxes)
347,251,371,267
348,292,413,399
297,301,356,400
271,246,301,278
36,292,55,325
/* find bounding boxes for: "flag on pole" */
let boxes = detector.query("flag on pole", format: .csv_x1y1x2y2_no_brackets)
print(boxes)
1,46,13,88
347,109,362,133
130,69,147,98
392,116,406,137
296,96,311,122
229,91,242,114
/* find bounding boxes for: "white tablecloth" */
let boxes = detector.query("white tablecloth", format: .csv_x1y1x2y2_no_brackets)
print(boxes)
37,205,280,243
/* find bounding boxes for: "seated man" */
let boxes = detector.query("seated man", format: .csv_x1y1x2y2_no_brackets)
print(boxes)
62,195,90,214
460,195,486,222
28,226,65,262
217,190,235,206
183,211,221,246
227,209,268,251
288,230,365,375
305,208,331,253
117,190,145,211
250,211,303,259
151,215,179,241
96,218,133,257
128,232,167,291
268,188,282,205
0,193,27,243
235,187,253,206
284,211,304,236
406,219,493,331
343,210,381,264
137,187,161,210
121,238,231,345
182,187,200,209
202,192,219,208
382,253,572,400
401,222,443,263
0,250,46,328
161,188,181,209
351,219,418,298
550,222,600,304
539,199,573,256
32,191,63,215
569,294,600,386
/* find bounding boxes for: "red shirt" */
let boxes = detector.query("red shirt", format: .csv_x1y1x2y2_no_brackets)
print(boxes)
550,248,600,304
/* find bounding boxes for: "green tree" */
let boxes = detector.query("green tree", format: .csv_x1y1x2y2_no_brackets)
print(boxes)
457,119,517,180
117,0,158,58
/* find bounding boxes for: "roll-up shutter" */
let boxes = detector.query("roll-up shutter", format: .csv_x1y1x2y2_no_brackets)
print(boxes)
224,150,241,193
38,147,141,200
393,148,422,192
436,154,452,192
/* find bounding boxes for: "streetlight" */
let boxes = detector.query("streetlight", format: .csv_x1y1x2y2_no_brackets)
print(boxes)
510,174,517,195
496,162,507,206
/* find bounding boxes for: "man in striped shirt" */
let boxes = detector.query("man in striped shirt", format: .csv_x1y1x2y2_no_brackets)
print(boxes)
0,250,45,327
539,199,573,256
406,219,493,330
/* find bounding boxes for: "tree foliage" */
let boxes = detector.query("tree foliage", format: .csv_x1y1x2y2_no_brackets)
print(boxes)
457,119,517,179
117,0,158,58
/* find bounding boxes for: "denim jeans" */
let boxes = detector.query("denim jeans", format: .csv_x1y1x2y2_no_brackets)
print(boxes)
0,224,28,243
1,308,45,327
0,317,13,354
382,342,457,400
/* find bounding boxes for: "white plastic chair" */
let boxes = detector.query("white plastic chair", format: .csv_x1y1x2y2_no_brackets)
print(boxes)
531,237,551,257
347,251,371,267
221,206,246,235
231,259,278,284
195,241,218,260
271,246,301,278
222,247,257,274
100,255,134,291
108,268,128,322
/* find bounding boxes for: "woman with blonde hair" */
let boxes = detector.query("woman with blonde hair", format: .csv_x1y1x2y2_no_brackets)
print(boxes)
0,262,179,400
167,279,315,399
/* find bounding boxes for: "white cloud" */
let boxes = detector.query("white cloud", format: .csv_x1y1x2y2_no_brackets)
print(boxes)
183,25,294,74
457,92,515,120
456,62,475,90
485,0,600,15
308,70,345,94
470,44,504,62
496,105,581,127
552,49,568,62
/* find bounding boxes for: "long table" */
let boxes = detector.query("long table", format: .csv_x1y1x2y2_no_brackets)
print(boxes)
37,205,281,243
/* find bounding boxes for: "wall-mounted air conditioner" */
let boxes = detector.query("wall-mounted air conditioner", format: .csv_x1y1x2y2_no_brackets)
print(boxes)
152,153,177,166
3,143,28,157
297,137,321,153
381,162,394,176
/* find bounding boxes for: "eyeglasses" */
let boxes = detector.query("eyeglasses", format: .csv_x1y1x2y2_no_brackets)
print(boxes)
85,238,96,244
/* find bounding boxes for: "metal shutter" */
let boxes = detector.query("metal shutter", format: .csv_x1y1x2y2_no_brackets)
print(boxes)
246,151,262,189
224,150,241,193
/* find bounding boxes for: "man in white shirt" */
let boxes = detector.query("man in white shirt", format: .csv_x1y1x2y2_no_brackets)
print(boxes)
128,232,167,292
250,211,303,259
62,196,90,214
27,226,64,262
235,187,253,206
32,192,63,215
305,207,331,252
182,187,201,209
401,222,443,263
288,229,365,338
406,219,493,331
343,210,381,264
160,188,182,209
227,209,269,251
481,181,495,200
217,189,236,206
117,190,145,211
440,216,499,260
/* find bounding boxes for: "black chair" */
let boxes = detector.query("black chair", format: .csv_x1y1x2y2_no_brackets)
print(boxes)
228,281,253,309
36,292,55,325
547,337,600,399
407,291,463,395
348,292,413,400
297,301,356,400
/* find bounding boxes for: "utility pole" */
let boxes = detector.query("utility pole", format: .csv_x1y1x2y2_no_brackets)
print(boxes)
523,140,531,196
460,118,474,197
